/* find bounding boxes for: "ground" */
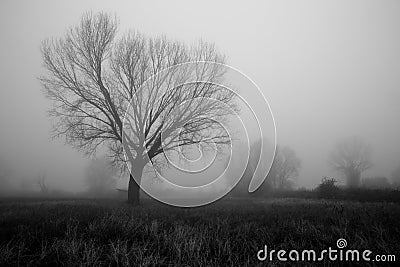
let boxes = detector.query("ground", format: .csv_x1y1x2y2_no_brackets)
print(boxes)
0,197,399,266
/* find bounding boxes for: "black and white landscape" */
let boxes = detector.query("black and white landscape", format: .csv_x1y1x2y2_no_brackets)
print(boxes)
0,1,399,266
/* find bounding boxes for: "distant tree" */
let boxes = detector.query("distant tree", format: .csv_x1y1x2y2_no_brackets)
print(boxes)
329,136,372,188
362,176,391,190
267,145,301,190
40,12,235,204
85,158,116,195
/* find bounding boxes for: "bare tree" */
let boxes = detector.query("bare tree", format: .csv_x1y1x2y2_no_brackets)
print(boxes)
267,145,301,190
329,136,372,188
40,12,235,204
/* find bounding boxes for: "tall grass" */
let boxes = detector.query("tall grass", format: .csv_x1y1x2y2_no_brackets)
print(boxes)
0,198,399,266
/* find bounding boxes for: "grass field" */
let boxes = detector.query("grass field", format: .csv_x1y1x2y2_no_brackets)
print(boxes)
0,197,399,266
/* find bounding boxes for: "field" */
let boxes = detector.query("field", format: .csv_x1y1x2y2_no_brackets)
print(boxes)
0,197,399,266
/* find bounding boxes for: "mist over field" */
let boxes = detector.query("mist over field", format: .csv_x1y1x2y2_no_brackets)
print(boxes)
1,0,399,196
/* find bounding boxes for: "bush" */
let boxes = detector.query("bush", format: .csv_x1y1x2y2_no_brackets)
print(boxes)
317,177,340,199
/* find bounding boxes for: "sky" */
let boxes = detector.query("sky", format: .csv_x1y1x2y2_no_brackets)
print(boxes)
0,0,400,190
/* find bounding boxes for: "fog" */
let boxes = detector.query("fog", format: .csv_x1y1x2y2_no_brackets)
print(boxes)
1,0,400,194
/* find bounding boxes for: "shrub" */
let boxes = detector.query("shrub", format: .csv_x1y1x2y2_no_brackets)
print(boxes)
317,177,340,199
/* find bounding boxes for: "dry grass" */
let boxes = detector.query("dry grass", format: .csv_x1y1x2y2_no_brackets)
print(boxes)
0,198,399,266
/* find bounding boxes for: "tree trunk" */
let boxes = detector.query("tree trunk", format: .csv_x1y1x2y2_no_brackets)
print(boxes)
128,164,144,205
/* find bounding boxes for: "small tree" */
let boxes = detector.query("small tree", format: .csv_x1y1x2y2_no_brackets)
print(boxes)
329,136,372,188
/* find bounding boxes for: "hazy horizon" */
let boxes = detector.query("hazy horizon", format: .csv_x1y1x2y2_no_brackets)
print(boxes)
1,0,400,192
